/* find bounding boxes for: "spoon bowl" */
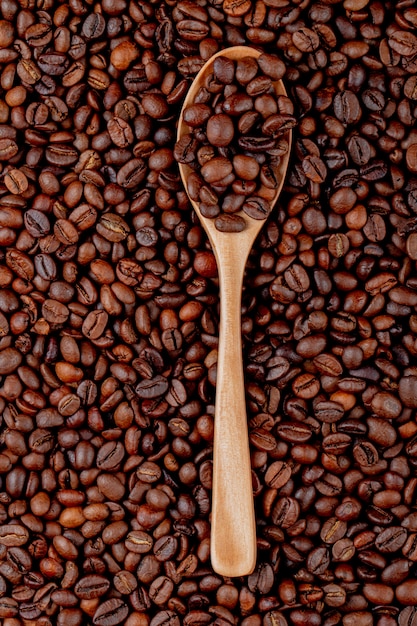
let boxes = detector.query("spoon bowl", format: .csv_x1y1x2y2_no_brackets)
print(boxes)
177,46,292,577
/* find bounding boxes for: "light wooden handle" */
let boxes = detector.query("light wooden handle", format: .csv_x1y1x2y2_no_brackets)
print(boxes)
211,253,256,577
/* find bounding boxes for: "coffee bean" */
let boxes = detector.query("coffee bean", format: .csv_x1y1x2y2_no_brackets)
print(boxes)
264,461,292,488
396,580,417,606
0,525,29,547
375,527,408,553
399,607,417,626
243,196,271,220
75,575,110,599
45,144,78,166
117,158,147,188
82,13,106,39
271,497,300,528
0,347,22,375
92,599,128,626
82,310,108,339
112,571,137,597
97,214,130,242
334,91,362,124
215,214,246,232
206,114,234,147
399,376,417,408
4,168,28,194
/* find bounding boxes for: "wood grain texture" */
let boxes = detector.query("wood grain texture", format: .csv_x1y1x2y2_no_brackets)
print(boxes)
178,46,292,577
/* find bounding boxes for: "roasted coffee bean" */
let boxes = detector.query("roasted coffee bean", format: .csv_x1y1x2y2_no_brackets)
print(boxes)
82,310,108,340
264,461,291,489
243,197,271,220
92,598,128,626
75,575,110,599
215,214,246,232
0,525,29,546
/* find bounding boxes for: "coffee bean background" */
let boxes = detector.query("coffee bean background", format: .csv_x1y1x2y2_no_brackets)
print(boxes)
1,1,417,625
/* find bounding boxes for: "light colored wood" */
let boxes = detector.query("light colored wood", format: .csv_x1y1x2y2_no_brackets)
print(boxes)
178,46,292,577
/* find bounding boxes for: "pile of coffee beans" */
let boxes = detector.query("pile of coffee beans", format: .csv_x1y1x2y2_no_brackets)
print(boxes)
175,53,294,232
2,0,417,625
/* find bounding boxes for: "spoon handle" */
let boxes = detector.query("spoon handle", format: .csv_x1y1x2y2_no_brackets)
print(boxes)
211,244,256,577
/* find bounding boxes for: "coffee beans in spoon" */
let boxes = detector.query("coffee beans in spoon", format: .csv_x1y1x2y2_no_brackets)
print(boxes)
174,52,295,232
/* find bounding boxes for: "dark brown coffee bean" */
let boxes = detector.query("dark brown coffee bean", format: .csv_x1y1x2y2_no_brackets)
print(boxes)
0,347,22,374
375,527,408,553
0,525,29,546
4,169,28,194
396,581,417,606
92,598,128,626
272,497,300,528
215,214,246,232
82,310,108,340
206,114,234,147
399,376,417,408
96,441,125,471
262,114,297,137
82,13,106,39
45,144,78,166
399,607,417,626
42,299,70,325
201,157,233,184
333,91,362,124
75,575,110,599
150,611,180,626
136,375,169,399
389,30,417,56
54,219,79,245
117,158,147,188
97,214,130,242
264,461,292,488
243,196,270,220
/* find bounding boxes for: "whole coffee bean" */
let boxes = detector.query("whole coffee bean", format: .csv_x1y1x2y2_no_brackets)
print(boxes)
399,376,417,408
272,497,300,528
215,214,246,232
25,210,51,237
149,575,174,605
4,169,28,194
243,197,271,220
46,144,78,166
75,575,110,600
117,158,147,188
82,310,108,340
264,461,292,489
0,525,29,546
0,348,22,374
399,607,417,626
41,299,69,325
0,138,18,160
150,611,180,626
92,598,128,626
97,214,130,242
125,531,153,554
113,570,137,595
375,527,407,553
54,219,79,245
396,580,417,606
206,114,234,146
247,562,274,594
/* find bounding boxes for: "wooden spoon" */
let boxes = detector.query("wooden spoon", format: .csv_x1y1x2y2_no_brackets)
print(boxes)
177,46,292,577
